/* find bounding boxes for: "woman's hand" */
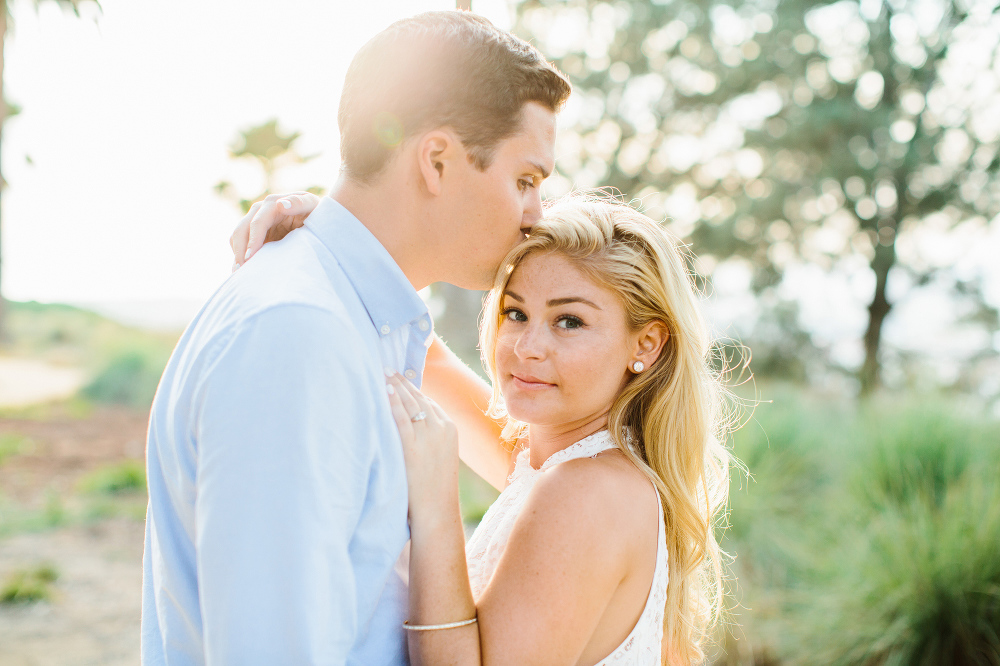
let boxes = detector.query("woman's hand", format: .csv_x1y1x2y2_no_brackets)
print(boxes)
386,373,461,525
230,192,321,271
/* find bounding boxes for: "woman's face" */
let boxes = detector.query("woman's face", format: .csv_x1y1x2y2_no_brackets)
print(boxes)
495,251,637,429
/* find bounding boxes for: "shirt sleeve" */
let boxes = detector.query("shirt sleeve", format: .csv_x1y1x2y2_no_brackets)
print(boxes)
193,304,377,665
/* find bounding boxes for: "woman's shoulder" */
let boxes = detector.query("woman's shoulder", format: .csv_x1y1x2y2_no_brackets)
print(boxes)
522,450,659,552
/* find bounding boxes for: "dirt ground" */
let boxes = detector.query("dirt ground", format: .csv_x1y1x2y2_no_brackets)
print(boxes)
0,358,84,410
0,407,149,665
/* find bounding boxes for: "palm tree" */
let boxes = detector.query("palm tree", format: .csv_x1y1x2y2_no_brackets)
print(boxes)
0,0,99,336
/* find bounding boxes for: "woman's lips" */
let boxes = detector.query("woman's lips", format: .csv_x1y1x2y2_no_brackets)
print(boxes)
510,374,556,390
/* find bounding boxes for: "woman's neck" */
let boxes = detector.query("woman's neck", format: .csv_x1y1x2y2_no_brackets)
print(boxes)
525,411,610,470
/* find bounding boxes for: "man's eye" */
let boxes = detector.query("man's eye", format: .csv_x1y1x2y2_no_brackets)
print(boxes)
502,308,527,322
555,316,584,330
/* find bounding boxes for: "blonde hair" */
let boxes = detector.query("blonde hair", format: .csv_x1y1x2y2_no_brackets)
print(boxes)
480,194,733,665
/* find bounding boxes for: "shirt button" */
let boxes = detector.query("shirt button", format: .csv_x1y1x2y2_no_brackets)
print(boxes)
380,325,391,335
418,319,430,331
404,369,417,380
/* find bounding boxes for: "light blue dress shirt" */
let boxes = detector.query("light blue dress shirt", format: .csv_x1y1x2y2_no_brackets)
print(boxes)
142,197,432,665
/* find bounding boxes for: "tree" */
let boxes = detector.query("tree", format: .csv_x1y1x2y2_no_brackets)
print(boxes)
513,0,1000,395
215,119,324,214
0,0,100,337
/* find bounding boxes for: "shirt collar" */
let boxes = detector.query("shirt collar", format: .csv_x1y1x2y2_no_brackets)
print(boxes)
304,196,429,334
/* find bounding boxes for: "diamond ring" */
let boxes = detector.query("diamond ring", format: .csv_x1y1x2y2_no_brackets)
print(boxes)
410,411,427,422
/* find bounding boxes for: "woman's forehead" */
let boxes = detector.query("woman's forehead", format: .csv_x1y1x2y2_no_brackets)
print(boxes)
504,252,615,304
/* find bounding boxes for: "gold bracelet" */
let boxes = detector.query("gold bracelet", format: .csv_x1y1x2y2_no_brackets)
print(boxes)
402,617,478,632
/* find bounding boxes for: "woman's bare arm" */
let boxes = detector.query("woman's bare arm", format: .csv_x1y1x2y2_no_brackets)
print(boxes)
421,336,510,491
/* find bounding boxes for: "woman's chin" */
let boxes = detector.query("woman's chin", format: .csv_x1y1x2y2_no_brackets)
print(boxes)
504,400,547,426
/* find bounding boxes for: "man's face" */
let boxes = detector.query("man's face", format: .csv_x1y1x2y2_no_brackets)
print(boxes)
437,102,556,290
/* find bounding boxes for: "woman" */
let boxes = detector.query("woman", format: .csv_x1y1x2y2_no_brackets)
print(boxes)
233,194,733,665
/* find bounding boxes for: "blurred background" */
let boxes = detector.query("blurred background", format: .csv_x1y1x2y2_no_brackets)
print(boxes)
0,0,998,663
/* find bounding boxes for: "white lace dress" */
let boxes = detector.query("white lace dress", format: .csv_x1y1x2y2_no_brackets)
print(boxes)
465,430,668,664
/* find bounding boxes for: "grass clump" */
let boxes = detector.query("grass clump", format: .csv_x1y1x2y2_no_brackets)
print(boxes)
718,391,1000,664
0,563,59,604
818,479,1000,665
0,433,32,465
853,405,983,513
79,460,146,495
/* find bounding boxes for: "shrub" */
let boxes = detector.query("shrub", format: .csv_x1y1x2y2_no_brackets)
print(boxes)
819,479,1000,665
80,348,168,409
853,406,982,513
79,460,146,495
0,563,59,604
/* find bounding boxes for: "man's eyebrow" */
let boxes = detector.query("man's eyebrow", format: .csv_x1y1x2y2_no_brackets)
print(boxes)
528,161,552,179
548,297,602,310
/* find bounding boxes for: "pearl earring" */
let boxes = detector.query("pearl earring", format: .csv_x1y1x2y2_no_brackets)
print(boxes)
632,361,644,373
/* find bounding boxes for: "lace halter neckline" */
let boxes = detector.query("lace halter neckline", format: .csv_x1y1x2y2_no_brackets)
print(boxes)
465,428,668,665
511,429,618,479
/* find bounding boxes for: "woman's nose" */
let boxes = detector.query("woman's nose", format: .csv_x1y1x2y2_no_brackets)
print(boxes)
513,323,546,360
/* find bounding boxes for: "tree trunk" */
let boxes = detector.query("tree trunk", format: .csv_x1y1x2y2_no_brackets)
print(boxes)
0,0,7,340
859,225,896,397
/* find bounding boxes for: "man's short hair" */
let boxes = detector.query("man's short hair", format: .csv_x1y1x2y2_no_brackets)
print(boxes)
338,11,571,182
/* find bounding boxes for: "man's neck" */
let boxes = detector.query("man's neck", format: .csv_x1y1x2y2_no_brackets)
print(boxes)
329,176,432,291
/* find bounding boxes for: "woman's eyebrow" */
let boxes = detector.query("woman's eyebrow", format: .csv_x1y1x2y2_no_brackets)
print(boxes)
503,291,602,310
548,297,602,310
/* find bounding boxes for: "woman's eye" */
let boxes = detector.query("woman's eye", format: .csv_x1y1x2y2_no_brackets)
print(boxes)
555,316,584,330
518,178,535,192
502,308,527,322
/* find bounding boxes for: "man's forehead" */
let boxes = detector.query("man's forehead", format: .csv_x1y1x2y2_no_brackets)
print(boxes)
510,105,557,170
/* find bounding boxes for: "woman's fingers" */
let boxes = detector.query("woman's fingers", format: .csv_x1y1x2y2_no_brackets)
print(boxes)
229,202,260,271
232,192,321,268
274,192,320,217
386,386,414,442
389,374,425,425
244,199,281,263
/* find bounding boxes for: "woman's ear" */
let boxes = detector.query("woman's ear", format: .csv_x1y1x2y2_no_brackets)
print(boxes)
416,130,457,196
632,320,669,368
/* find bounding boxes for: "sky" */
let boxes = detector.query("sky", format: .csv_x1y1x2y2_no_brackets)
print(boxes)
4,0,511,326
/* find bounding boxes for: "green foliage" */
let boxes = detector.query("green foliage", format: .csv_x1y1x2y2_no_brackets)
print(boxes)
852,404,993,513
215,119,324,214
4,300,177,372
78,460,146,495
823,480,1000,665
0,433,32,465
721,391,1000,663
459,462,499,524
80,347,168,408
3,301,176,411
0,563,59,604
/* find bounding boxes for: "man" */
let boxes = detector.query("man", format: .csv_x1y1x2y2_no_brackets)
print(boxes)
141,10,570,665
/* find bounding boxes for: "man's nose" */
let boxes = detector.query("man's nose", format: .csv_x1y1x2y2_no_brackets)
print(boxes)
522,190,543,231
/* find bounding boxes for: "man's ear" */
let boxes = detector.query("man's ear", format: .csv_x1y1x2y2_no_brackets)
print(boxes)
416,130,458,197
